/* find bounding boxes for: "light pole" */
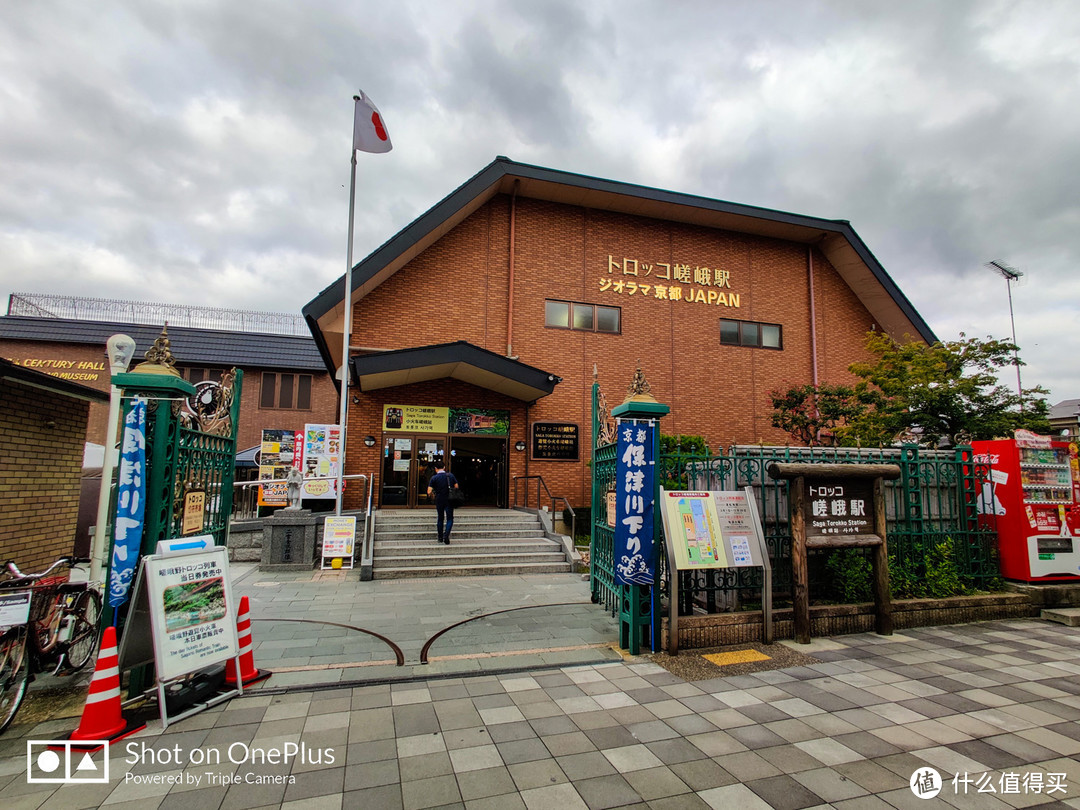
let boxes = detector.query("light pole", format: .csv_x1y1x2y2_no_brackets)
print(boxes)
985,260,1024,413
90,334,136,584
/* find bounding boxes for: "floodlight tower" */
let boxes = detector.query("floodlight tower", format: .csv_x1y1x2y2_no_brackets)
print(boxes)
985,259,1024,413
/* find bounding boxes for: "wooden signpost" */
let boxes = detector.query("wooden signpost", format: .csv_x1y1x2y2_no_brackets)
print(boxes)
767,462,901,644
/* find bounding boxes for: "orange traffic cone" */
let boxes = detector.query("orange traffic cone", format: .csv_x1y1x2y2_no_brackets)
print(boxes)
54,626,146,752
224,596,271,688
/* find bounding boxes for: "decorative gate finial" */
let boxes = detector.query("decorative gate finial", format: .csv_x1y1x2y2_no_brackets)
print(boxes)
623,362,657,405
132,322,180,376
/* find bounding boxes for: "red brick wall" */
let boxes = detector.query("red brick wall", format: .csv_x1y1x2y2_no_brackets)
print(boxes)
347,194,902,508
0,380,89,571
0,339,337,452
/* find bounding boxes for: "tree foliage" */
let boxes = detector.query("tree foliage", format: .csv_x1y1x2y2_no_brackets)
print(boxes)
848,332,1050,447
768,332,1051,448
768,384,865,446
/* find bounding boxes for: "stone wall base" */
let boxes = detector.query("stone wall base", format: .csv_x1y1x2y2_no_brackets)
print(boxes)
661,594,1037,649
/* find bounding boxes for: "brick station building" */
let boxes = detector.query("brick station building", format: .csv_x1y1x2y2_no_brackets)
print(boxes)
303,157,936,512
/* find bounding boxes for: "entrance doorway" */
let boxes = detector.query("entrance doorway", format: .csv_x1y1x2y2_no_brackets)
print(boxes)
379,434,506,508
448,436,506,507
380,435,445,507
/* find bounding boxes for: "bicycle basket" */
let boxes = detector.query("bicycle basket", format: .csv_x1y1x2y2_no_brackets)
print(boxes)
28,575,66,621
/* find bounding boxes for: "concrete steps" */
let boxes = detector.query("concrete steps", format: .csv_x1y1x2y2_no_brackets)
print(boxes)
1041,607,1080,626
372,509,571,579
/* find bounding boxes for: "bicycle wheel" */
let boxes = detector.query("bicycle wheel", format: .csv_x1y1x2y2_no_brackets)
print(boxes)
0,627,29,734
64,590,102,671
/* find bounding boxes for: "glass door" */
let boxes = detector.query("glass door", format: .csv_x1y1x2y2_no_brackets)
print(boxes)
414,438,446,507
380,436,412,506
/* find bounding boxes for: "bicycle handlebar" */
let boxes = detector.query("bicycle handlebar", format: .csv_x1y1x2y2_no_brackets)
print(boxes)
3,556,89,583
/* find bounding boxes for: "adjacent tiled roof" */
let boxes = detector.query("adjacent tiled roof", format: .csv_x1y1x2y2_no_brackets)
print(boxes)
0,316,326,372
0,356,108,402
1049,399,1080,421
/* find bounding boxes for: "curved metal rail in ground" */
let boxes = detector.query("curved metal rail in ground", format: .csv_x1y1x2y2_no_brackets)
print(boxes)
251,617,405,666
419,602,594,664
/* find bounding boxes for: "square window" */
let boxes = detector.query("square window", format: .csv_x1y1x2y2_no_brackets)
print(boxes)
260,374,277,408
720,320,739,345
761,324,781,348
740,323,759,346
572,303,594,331
545,300,570,328
596,306,620,333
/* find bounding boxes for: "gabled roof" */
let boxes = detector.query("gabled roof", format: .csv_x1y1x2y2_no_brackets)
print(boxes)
0,316,326,372
303,156,937,376
351,341,559,402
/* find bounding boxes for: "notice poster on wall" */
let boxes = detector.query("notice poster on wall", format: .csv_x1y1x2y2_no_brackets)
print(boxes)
301,423,341,500
258,429,297,506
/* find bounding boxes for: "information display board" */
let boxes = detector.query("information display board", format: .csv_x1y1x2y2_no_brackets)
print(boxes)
659,490,767,570
321,516,356,570
658,488,772,652
144,547,239,682
300,423,341,500
531,422,579,461
258,429,298,506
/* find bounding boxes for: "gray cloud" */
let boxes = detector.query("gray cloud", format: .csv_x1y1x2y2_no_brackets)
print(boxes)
2,0,1078,403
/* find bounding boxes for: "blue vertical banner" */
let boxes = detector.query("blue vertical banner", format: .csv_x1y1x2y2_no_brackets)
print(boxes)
108,399,147,609
615,419,655,585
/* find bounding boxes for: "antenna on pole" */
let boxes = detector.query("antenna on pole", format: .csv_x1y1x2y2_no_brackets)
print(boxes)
984,260,1024,413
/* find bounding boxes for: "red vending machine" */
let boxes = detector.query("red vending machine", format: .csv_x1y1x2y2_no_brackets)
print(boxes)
973,431,1080,582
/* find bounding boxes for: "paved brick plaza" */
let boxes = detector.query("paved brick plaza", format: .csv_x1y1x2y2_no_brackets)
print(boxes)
2,616,1078,809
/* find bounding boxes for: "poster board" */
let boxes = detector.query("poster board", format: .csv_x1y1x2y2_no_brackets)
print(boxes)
144,547,239,682
300,423,341,500
659,488,772,652
258,429,297,507
322,516,356,570
659,490,767,570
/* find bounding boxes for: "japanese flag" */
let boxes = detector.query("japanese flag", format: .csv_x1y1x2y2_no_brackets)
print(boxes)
353,90,392,154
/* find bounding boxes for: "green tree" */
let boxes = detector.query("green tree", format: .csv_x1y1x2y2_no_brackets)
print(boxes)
768,383,867,446
847,332,1050,447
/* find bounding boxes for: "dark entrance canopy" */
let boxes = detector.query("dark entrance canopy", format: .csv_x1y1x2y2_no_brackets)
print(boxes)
349,340,560,402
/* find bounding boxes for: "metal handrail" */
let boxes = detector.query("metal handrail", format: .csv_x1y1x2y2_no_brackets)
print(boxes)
512,475,576,541
230,474,370,522
360,473,376,581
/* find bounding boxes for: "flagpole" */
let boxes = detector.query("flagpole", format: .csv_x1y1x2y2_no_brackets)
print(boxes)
336,140,358,516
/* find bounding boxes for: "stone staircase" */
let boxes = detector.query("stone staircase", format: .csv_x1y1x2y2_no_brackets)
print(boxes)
371,508,572,579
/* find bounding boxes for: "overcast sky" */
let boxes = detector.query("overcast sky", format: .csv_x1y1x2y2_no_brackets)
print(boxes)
3,1,1078,404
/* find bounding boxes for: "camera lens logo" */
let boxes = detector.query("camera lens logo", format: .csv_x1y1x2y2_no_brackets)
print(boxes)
910,767,942,799
27,741,110,783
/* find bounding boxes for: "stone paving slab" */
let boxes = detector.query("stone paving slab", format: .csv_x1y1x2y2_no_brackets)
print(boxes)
3,620,1080,809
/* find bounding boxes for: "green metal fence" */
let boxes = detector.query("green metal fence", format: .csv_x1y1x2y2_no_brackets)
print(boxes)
653,443,997,613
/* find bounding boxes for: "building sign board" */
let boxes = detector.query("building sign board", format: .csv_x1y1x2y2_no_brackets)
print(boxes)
603,255,743,309
382,405,509,436
181,491,206,535
804,480,874,541
532,422,579,461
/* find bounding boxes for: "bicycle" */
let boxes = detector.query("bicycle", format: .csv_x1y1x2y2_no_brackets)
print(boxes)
0,556,102,733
